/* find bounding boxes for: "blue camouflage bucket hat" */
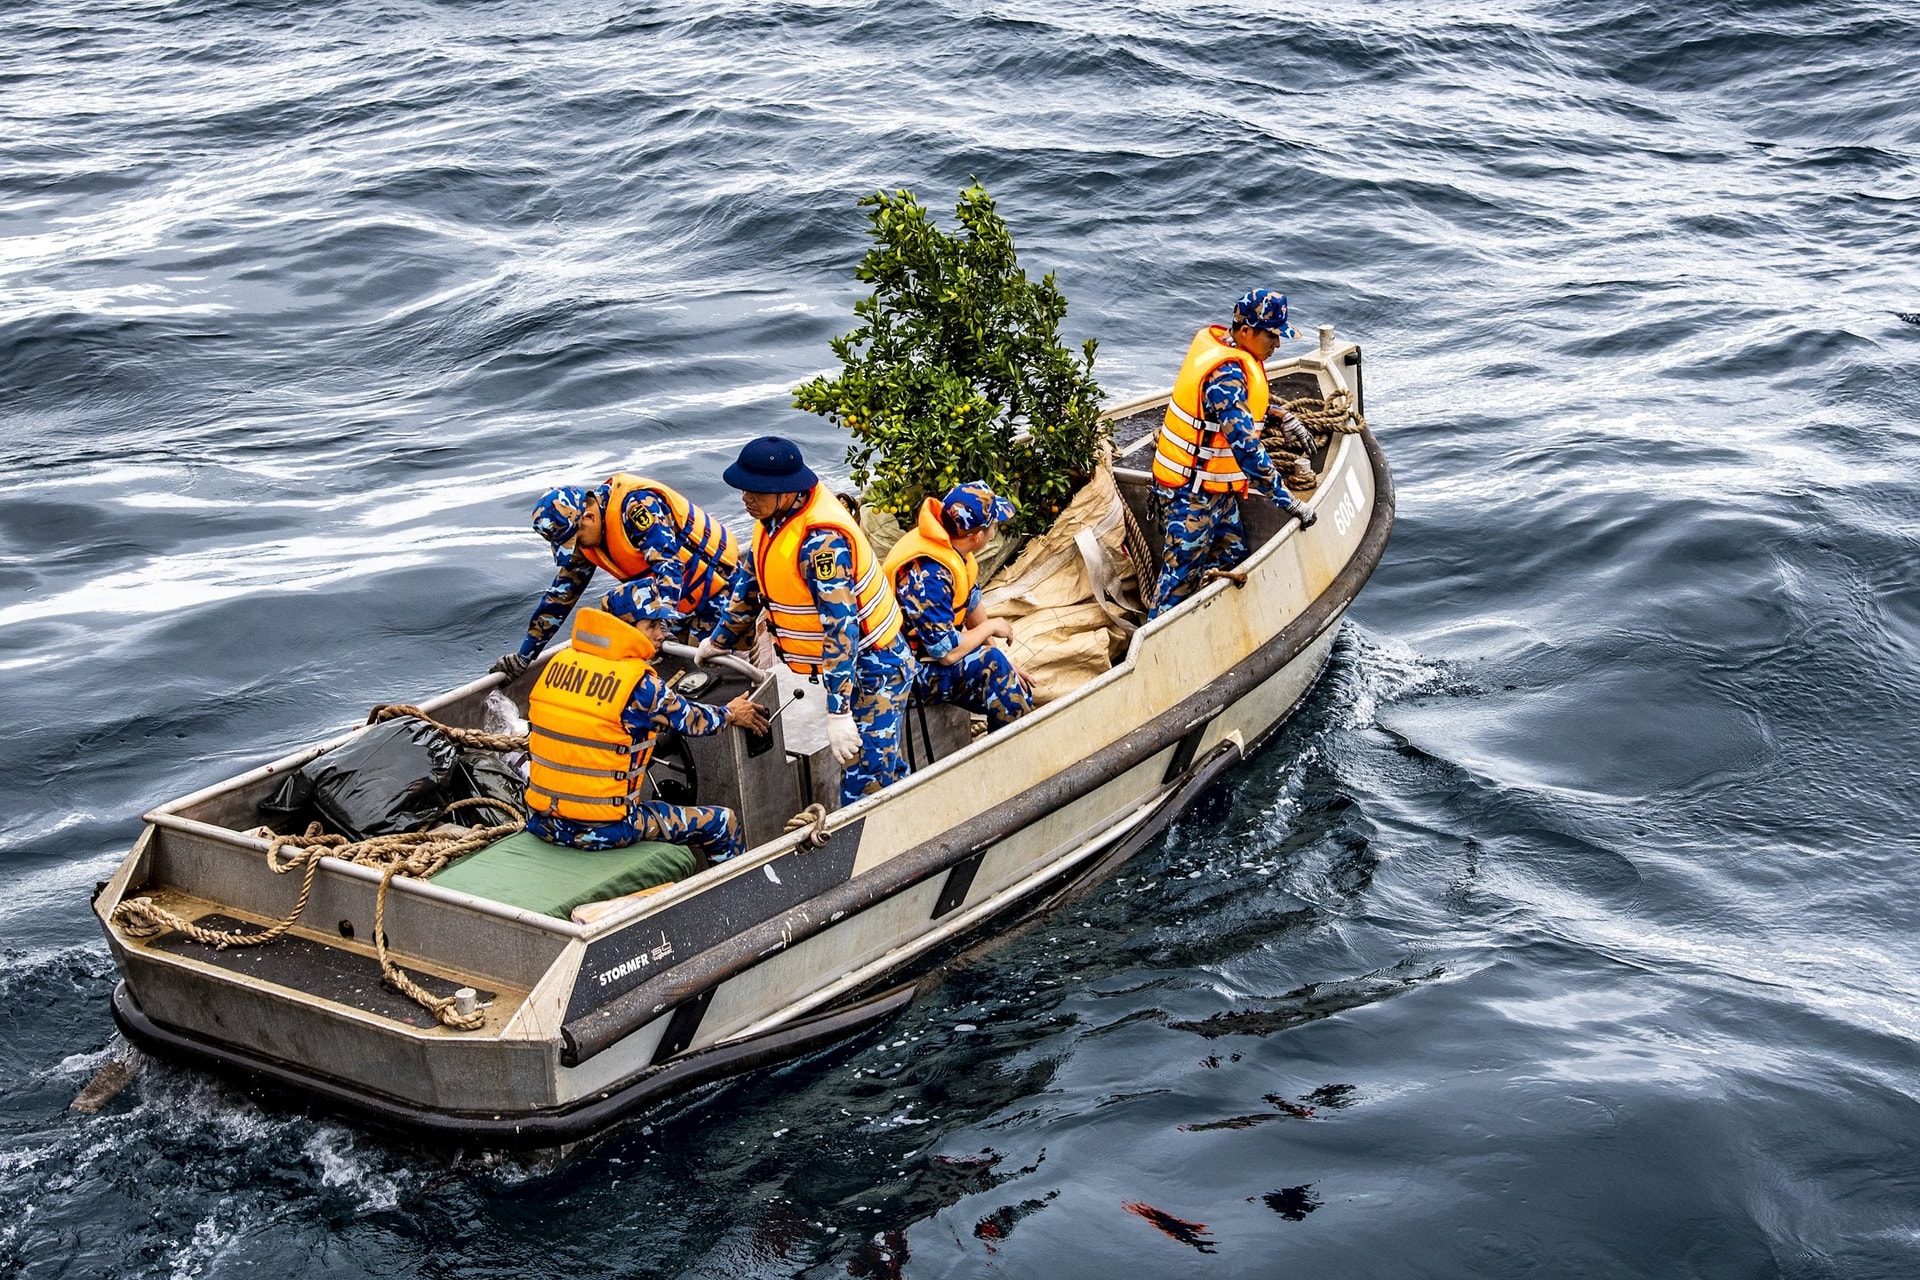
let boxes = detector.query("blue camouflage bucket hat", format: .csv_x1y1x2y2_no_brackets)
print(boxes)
1233,288,1297,340
941,481,1017,534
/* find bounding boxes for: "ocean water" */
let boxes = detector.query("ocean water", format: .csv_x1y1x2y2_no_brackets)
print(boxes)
4,0,1919,1275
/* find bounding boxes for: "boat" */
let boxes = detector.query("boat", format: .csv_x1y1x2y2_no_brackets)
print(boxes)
94,330,1393,1148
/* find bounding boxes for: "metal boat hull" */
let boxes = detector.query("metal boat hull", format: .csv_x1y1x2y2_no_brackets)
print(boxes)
98,343,1392,1147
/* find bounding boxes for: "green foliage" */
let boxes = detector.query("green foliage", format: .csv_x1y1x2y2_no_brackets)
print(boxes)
792,183,1107,535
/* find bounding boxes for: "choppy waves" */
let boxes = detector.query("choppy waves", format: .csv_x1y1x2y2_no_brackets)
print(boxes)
4,0,1919,1274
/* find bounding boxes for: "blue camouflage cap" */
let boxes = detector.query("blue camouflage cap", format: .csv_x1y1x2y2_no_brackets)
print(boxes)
1233,288,1297,340
531,485,600,564
605,577,676,624
941,481,1017,534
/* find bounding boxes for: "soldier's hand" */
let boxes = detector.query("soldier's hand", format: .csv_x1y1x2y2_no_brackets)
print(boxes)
725,695,771,735
826,712,863,765
1267,411,1315,455
986,617,1015,643
1283,497,1318,530
489,653,531,681
694,638,726,667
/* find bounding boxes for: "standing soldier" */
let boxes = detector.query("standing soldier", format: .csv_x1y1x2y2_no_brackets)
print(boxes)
882,481,1035,731
697,437,916,805
489,474,737,681
1150,288,1318,618
522,585,769,864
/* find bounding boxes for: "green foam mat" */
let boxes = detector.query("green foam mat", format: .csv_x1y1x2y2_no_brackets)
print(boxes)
428,830,697,920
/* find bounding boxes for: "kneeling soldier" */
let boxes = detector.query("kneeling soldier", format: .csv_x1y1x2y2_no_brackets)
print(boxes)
699,436,916,805
523,586,768,864
490,474,738,680
883,481,1035,730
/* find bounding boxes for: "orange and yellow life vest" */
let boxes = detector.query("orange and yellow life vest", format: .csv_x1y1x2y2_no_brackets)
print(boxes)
1151,325,1270,494
882,498,977,643
581,474,738,616
524,608,658,824
752,485,903,675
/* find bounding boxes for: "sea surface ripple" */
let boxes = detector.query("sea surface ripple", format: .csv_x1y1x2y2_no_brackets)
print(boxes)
3,0,1918,1275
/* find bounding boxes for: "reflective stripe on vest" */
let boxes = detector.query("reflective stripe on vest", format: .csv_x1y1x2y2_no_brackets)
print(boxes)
1152,325,1271,494
581,474,739,615
881,497,978,653
523,609,659,823
751,485,903,675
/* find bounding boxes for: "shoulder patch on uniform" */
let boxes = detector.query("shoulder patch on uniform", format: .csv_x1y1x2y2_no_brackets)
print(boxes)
810,547,842,579
632,505,654,530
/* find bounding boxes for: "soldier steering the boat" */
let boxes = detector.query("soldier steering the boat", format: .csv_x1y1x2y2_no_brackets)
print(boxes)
522,584,768,864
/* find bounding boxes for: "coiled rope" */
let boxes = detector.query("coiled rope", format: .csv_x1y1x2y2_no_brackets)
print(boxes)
1262,391,1367,495
112,706,531,1031
784,803,831,850
1281,389,1366,437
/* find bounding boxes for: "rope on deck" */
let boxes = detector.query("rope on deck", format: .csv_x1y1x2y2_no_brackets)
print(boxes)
1262,391,1368,495
366,702,529,753
113,703,532,1032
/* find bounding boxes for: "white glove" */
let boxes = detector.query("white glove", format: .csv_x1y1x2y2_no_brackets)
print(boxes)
694,638,725,667
826,712,863,765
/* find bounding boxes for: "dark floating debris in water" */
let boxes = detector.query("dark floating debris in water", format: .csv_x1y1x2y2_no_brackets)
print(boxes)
1302,1083,1359,1109
1122,1201,1217,1253
1180,1088,1328,1130
1895,311,1920,326
972,1192,1057,1254
1260,1185,1323,1222
1169,968,1443,1038
1180,1112,1280,1132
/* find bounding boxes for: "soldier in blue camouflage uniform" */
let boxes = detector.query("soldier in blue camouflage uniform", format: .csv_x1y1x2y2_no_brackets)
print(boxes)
489,482,733,679
698,438,916,807
524,582,769,862
1150,288,1319,618
893,482,1036,730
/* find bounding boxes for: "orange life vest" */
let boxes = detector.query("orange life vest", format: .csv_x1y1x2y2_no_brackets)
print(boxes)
580,474,738,616
524,609,658,824
1152,325,1270,494
752,485,903,675
882,498,977,649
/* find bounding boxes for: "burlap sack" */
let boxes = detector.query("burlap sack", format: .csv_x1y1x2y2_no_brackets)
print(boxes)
981,467,1146,704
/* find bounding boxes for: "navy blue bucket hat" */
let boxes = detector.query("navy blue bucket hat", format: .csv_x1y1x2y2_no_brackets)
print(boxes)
723,436,819,493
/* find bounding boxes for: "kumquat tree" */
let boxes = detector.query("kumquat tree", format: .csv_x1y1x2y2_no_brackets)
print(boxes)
793,182,1107,536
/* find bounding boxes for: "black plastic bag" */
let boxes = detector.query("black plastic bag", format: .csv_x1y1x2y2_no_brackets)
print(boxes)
260,717,461,841
454,749,526,827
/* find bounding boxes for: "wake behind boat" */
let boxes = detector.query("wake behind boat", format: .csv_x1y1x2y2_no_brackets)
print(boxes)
94,334,1391,1148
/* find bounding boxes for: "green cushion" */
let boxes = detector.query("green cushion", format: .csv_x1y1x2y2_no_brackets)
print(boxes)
428,830,698,920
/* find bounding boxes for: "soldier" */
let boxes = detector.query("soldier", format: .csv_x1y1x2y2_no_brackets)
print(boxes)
697,437,916,806
1149,288,1318,618
522,585,769,864
489,474,737,680
882,481,1035,730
